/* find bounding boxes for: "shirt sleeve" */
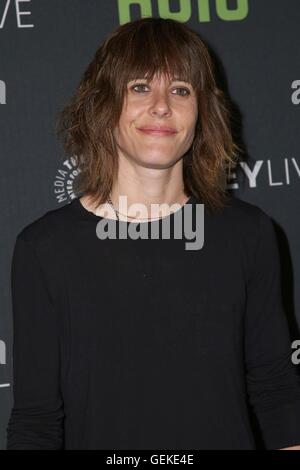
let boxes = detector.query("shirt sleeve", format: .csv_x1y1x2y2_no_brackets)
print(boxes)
244,208,300,450
6,233,65,449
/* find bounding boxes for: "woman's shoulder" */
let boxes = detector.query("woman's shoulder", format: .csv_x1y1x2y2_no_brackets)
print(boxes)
14,199,79,251
216,194,271,228
208,195,276,254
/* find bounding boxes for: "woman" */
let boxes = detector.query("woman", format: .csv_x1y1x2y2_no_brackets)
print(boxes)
6,17,300,450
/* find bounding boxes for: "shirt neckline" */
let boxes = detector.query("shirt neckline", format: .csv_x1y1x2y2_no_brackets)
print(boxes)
71,194,196,225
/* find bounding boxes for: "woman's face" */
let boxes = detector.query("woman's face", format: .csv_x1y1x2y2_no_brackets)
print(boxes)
113,73,198,169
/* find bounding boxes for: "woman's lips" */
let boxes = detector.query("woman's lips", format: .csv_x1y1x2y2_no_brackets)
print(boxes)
137,128,177,136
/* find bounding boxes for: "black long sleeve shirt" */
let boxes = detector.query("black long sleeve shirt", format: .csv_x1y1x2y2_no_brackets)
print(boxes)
6,195,300,449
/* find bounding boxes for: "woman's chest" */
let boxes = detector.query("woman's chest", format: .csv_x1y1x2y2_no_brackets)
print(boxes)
63,236,246,375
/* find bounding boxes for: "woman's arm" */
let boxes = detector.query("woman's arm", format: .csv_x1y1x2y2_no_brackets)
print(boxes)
6,232,64,449
244,208,300,450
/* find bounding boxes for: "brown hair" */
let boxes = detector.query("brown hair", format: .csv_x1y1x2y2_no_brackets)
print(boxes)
55,17,241,215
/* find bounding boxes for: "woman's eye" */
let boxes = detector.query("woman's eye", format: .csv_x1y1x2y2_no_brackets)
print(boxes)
130,84,190,96
131,84,148,93
174,87,190,96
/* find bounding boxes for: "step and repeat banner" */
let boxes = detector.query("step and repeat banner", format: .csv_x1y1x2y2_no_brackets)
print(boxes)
1,0,299,449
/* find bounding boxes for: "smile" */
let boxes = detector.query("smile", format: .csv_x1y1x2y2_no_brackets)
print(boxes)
137,128,177,137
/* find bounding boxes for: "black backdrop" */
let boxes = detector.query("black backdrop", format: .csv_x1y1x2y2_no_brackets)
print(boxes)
1,0,299,449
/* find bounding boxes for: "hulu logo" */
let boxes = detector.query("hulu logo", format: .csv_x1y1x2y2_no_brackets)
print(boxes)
118,0,249,25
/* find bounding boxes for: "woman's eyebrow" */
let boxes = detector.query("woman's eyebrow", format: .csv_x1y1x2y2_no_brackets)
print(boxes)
128,76,191,84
